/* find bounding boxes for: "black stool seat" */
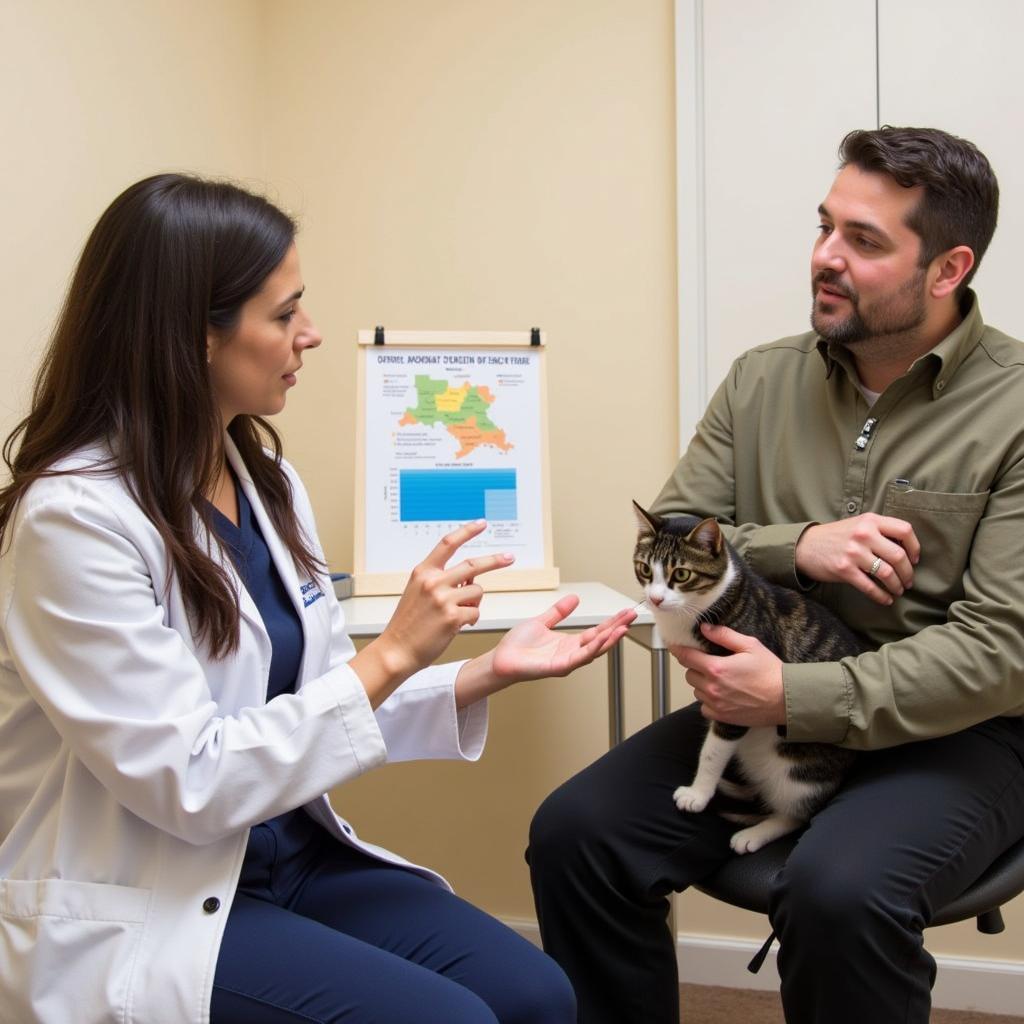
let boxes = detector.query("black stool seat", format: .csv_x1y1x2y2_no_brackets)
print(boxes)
694,834,1024,935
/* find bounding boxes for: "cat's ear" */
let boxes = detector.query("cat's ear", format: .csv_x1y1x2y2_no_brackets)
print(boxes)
687,517,723,556
632,500,663,536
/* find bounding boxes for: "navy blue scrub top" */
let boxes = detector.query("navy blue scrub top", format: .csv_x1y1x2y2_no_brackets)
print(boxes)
211,479,305,700
211,477,311,855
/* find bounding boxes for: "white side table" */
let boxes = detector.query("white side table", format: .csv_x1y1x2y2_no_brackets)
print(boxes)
339,581,666,745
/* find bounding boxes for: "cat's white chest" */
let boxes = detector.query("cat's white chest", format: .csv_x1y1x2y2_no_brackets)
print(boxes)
650,605,700,648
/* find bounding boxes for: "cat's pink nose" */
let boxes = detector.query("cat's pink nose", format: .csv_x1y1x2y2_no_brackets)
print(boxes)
649,594,664,607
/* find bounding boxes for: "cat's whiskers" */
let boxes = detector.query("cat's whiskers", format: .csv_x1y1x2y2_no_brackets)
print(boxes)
694,606,723,628
672,603,702,623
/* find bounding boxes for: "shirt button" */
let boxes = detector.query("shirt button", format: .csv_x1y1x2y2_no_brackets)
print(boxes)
202,897,221,914
936,380,946,391
846,501,858,514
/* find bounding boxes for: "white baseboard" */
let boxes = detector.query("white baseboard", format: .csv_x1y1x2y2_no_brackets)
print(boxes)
503,918,1024,1017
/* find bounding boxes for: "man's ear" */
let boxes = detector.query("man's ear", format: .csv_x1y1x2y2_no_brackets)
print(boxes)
929,245,975,300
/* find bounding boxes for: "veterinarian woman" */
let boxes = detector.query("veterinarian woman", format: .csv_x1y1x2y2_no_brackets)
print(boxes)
0,174,634,1024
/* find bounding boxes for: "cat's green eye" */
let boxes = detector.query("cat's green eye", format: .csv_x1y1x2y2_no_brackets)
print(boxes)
635,561,652,582
670,567,693,585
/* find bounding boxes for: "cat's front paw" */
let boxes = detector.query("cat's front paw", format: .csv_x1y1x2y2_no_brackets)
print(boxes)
729,815,800,854
729,827,769,855
673,785,711,813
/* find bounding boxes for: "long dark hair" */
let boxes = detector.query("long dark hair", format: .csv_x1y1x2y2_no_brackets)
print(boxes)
0,173,324,657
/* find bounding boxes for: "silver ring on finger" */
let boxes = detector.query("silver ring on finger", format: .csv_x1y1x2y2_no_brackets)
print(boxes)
868,555,883,578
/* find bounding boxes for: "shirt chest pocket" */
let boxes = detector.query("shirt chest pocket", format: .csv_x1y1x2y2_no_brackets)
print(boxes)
882,485,990,604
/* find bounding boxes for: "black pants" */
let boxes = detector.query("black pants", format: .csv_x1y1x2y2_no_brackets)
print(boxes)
527,703,1024,1024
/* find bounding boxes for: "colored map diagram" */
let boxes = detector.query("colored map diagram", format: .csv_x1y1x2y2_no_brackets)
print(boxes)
362,344,547,577
398,376,514,458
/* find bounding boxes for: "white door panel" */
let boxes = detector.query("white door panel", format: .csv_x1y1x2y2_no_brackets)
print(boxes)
879,0,1024,337
678,0,876,446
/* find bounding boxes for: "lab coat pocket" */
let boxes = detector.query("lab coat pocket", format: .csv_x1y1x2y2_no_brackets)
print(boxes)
883,485,990,604
0,877,150,1024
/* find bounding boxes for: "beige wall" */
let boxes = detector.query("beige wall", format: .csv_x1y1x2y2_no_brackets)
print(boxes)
3,0,1020,972
261,0,680,920
1,0,266,438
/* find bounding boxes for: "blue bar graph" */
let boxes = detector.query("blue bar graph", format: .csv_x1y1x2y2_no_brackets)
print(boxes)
400,469,518,522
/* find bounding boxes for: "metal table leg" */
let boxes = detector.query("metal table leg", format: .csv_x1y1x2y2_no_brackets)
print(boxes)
651,646,676,938
651,647,671,720
607,639,624,746
608,631,677,940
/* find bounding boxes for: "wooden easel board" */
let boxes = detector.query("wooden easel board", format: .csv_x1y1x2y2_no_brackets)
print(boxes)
354,329,560,596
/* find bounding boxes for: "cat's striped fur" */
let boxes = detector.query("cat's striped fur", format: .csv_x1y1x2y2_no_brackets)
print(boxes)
633,502,869,854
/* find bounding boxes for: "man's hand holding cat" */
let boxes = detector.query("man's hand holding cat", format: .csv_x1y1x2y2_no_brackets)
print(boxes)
795,513,920,605
672,623,786,727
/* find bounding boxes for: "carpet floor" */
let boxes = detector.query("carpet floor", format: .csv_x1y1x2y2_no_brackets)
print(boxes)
678,984,1024,1023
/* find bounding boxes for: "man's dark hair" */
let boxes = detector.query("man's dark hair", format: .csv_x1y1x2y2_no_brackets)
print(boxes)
839,126,999,298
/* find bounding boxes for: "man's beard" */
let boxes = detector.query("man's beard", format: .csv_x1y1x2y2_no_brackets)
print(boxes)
811,268,927,345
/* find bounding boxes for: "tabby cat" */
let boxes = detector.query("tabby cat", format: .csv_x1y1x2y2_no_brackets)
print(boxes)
633,501,869,854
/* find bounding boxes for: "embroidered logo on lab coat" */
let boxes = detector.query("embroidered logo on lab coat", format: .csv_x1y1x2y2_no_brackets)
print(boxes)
300,580,325,608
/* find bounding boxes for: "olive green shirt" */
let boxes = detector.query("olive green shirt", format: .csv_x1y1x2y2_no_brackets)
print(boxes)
651,293,1024,750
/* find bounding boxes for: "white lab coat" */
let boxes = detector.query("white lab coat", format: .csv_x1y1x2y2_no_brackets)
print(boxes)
0,438,488,1024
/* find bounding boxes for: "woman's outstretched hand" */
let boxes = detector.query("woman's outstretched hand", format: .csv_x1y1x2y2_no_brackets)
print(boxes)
454,595,637,708
350,520,513,707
